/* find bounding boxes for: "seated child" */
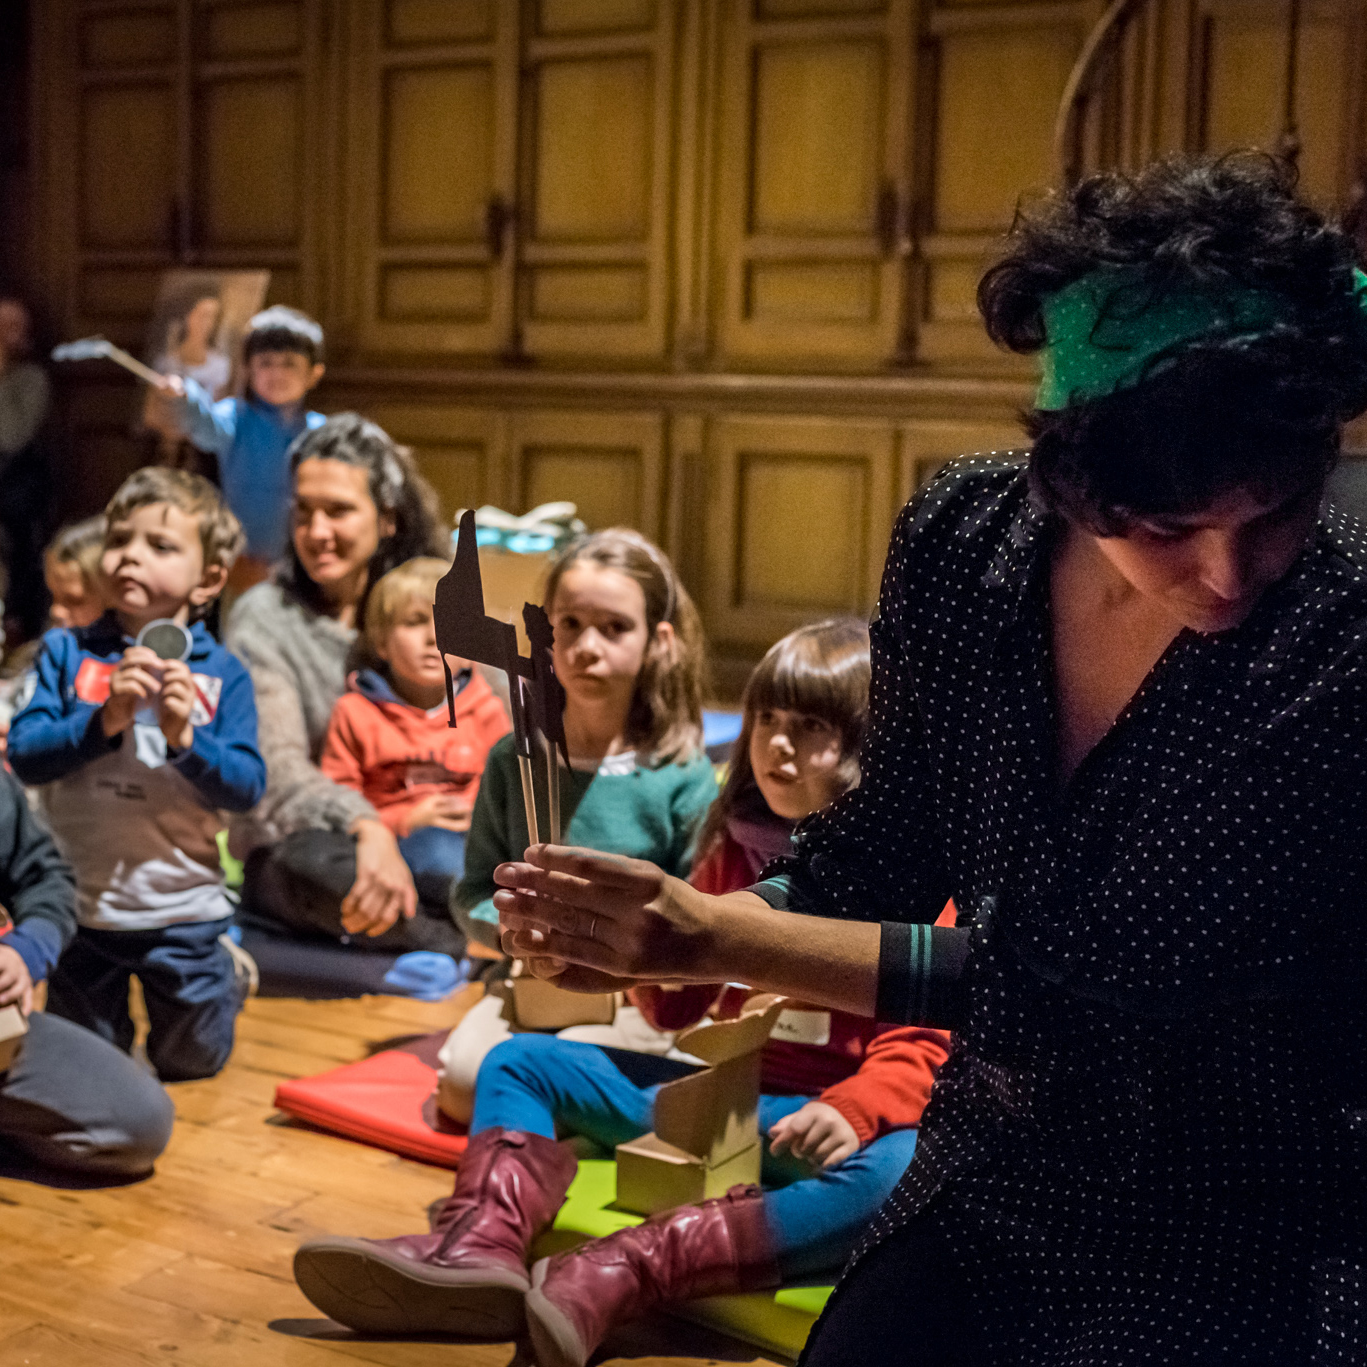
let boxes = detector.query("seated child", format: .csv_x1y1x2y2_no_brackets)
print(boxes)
435,529,719,1119
44,516,107,630
9,468,266,1082
0,766,175,1177
293,619,954,1365
151,304,326,578
319,556,511,921
0,517,108,759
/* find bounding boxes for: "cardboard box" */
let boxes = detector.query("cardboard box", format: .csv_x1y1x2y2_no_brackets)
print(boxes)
0,1004,27,1072
502,975,618,1031
615,993,786,1217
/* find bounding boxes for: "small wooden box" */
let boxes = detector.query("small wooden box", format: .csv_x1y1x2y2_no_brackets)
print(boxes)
614,994,785,1218
615,1134,762,1216
505,976,617,1031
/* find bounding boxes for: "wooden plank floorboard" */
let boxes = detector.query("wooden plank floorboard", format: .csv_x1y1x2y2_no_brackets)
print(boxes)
0,992,785,1367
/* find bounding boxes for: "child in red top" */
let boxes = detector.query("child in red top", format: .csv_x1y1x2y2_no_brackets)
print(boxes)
320,557,509,915
295,619,953,1365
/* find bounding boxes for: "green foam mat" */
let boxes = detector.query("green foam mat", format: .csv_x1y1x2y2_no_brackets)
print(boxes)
531,1159,832,1362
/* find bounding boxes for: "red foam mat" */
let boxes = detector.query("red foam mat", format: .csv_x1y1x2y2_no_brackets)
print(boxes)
273,1032,468,1168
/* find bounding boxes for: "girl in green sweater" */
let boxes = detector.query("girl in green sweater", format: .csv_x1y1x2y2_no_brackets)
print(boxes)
438,528,717,1120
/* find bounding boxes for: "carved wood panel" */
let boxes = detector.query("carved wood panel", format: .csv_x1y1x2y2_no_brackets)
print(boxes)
711,0,918,369
343,0,519,357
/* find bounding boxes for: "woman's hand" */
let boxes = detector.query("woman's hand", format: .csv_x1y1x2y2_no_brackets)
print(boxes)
0,944,35,1015
496,845,883,1017
767,1101,860,1169
101,646,163,737
343,818,417,936
494,846,722,992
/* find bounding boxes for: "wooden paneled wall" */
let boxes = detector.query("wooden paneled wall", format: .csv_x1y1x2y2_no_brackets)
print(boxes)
17,0,1367,689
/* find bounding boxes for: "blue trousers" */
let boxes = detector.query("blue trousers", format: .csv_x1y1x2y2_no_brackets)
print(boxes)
471,1033,919,1279
398,826,466,909
46,918,242,1082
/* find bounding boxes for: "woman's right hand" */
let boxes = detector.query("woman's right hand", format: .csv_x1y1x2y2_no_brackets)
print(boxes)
494,846,724,992
343,818,418,936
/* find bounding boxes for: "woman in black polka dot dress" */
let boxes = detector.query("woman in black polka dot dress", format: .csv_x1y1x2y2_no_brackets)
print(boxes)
497,155,1367,1364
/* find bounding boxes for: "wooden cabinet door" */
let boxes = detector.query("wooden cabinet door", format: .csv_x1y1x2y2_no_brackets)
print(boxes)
508,410,666,540
702,415,897,651
344,0,520,357
916,2,1086,366
352,401,506,529
39,1,181,343
711,0,918,371
516,0,678,363
191,0,324,310
37,0,324,344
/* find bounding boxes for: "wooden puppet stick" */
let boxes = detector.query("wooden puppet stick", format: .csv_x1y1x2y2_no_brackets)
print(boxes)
523,601,568,844
51,337,166,387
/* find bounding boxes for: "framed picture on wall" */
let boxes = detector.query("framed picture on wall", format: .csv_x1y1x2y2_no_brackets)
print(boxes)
140,269,270,469
143,269,271,403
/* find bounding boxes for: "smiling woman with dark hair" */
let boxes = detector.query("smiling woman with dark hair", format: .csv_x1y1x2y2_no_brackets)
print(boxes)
225,413,455,959
495,155,1367,1365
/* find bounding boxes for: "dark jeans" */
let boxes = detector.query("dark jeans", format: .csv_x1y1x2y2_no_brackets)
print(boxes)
0,1010,174,1176
240,828,466,958
46,918,242,1082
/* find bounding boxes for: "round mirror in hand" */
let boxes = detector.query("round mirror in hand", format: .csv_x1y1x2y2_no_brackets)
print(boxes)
136,618,193,662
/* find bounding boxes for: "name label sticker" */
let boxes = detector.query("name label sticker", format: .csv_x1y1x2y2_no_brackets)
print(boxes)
772,1009,831,1048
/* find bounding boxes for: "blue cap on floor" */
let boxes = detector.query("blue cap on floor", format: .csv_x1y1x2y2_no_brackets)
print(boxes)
381,951,470,1001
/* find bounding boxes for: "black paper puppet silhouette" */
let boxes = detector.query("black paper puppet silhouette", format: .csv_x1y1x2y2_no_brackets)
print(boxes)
433,510,568,844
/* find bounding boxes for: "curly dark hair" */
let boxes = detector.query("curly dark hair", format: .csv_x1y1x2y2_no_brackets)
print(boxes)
978,153,1367,533
278,412,444,615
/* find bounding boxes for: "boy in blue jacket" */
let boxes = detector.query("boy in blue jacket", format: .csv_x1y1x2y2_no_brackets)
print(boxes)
151,305,326,579
10,467,266,1081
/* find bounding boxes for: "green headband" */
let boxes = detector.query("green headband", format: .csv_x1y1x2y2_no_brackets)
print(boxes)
1035,266,1367,410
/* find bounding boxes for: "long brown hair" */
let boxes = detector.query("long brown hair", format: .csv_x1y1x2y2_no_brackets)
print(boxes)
696,617,871,860
543,528,704,766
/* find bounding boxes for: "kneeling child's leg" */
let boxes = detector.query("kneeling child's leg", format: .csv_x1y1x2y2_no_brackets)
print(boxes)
138,920,242,1082
0,1011,174,1176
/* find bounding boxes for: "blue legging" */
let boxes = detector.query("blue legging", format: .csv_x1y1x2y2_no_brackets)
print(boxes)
471,1033,919,1279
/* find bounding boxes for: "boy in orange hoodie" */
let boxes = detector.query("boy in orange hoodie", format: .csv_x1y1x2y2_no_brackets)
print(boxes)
320,557,510,919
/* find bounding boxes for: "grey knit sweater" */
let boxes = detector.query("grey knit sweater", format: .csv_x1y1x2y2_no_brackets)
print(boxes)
225,581,376,841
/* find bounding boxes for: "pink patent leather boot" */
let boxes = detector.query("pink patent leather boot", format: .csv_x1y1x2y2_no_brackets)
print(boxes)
294,1127,577,1338
524,1185,779,1367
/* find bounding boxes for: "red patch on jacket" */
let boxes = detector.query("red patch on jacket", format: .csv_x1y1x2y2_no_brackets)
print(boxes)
74,658,116,705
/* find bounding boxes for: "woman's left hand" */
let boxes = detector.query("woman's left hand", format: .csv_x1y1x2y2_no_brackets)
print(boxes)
343,818,417,936
767,1100,860,1169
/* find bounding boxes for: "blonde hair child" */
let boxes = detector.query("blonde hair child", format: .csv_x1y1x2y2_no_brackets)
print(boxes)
317,556,510,957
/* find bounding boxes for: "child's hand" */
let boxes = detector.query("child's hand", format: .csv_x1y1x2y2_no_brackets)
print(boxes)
767,1101,860,1170
157,658,196,750
101,646,163,737
152,373,185,398
0,944,34,1015
405,793,473,834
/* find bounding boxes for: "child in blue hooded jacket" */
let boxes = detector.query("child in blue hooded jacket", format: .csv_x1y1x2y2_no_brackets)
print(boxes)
151,305,327,577
9,468,265,1081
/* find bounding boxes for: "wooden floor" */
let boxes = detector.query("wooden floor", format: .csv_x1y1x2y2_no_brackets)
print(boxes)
0,987,783,1367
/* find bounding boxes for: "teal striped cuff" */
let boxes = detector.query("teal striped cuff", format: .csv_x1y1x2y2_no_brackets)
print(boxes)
877,921,970,1028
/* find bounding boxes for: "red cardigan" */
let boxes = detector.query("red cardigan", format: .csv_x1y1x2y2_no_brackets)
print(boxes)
632,829,954,1146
